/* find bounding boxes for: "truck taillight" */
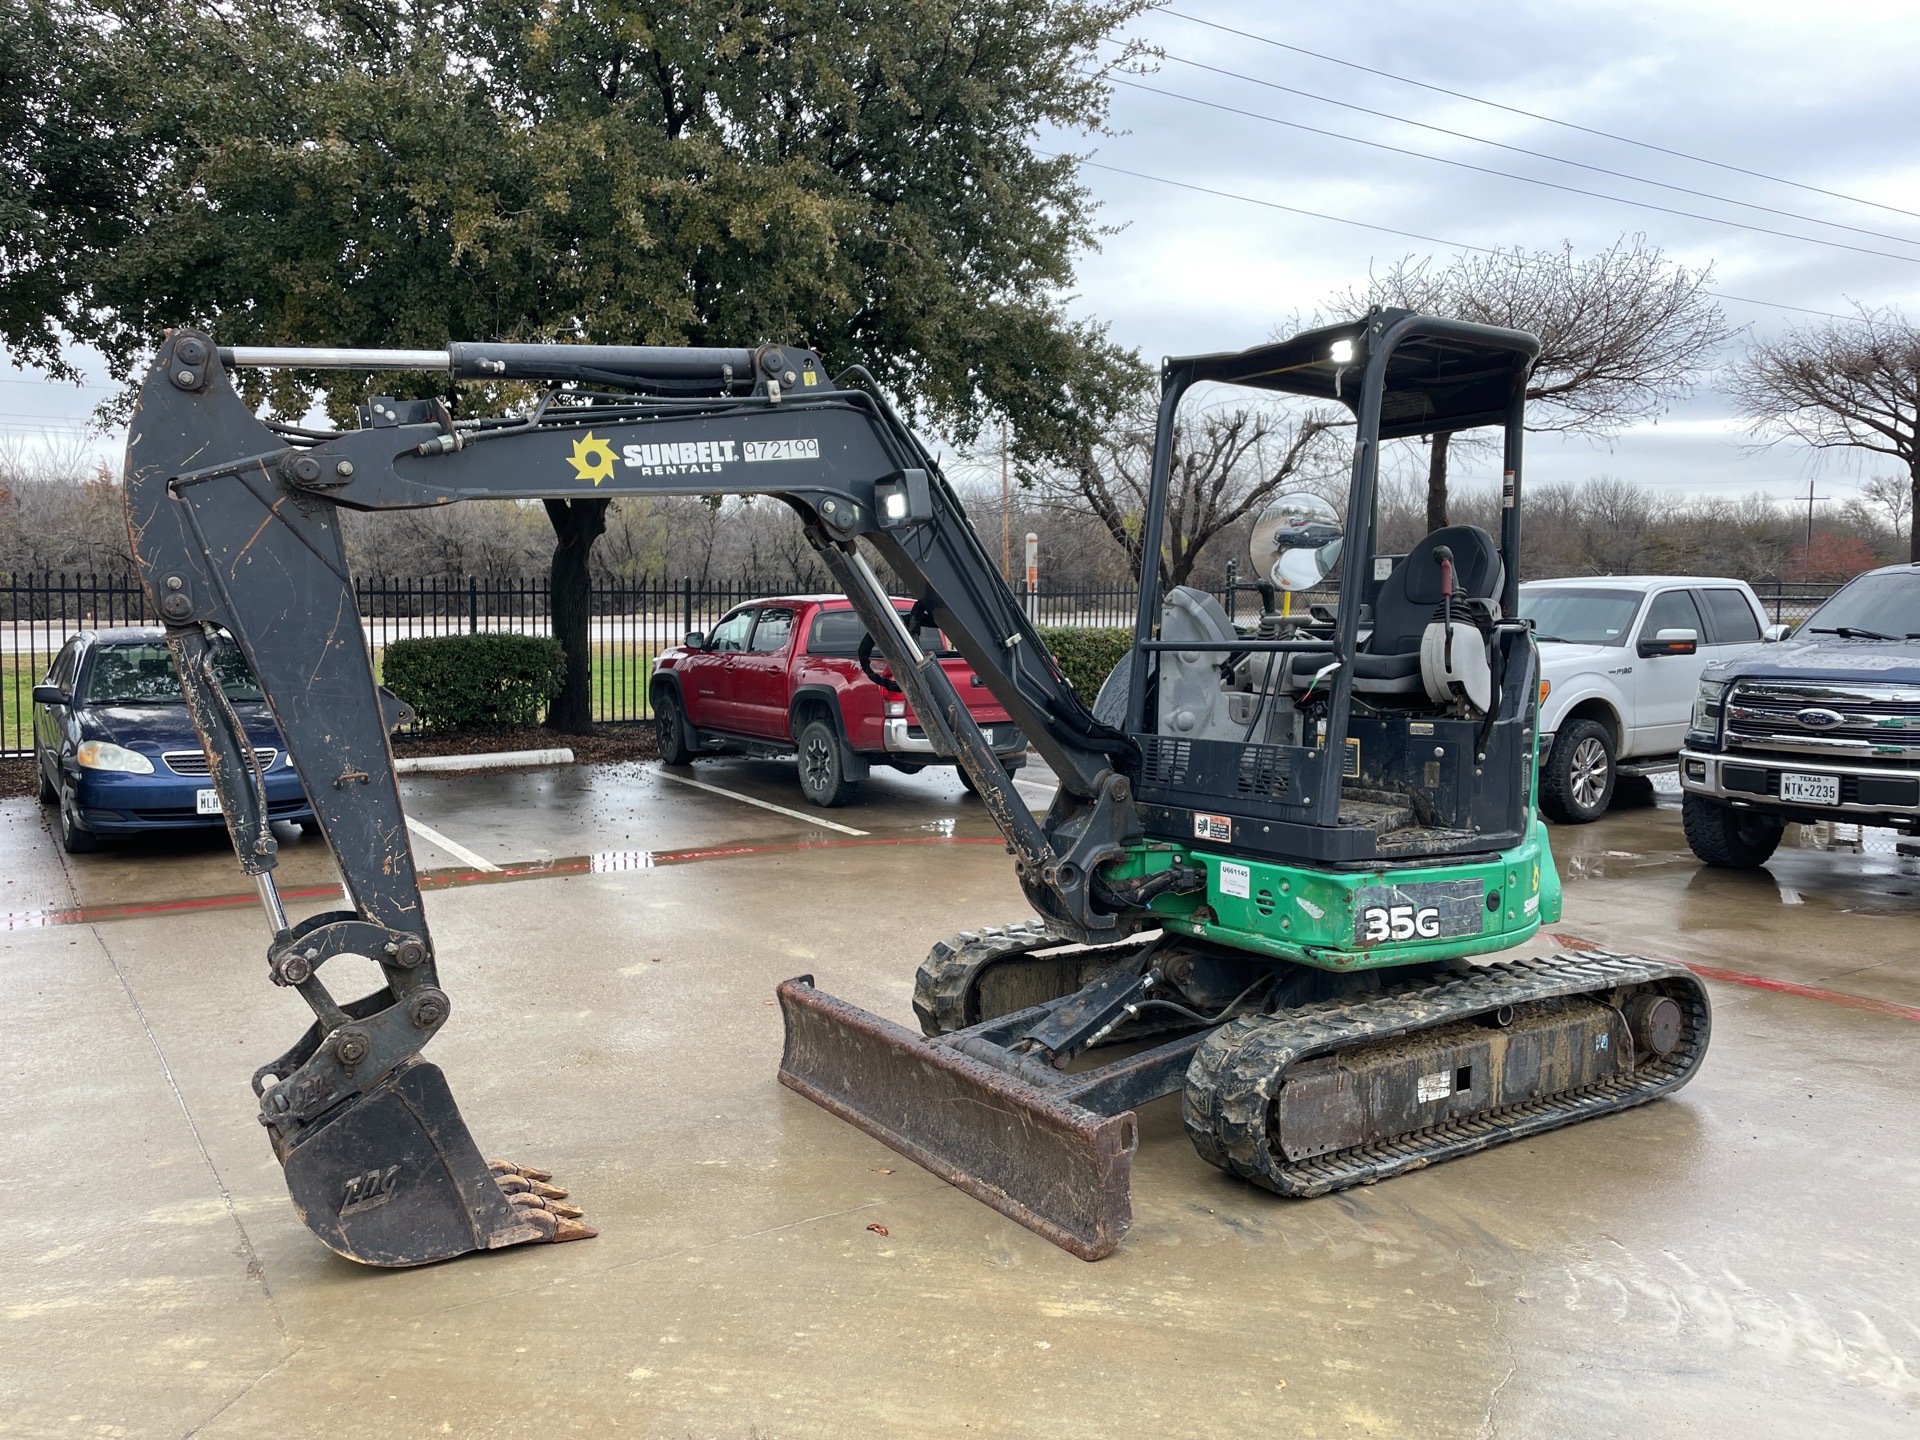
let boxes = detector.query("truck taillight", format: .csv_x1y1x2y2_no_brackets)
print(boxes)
887,701,905,718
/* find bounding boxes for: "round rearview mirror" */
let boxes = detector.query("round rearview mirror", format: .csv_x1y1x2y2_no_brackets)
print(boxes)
1250,492,1344,591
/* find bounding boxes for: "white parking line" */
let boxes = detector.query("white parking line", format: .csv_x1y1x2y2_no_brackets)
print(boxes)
1015,778,1058,808
654,770,869,836
405,816,502,872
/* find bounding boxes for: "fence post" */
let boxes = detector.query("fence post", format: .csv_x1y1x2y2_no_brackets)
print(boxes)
1224,559,1238,622
682,576,693,639
467,575,478,633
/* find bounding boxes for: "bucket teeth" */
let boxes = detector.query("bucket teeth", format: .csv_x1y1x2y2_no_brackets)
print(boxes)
492,1160,592,1241
489,1159,555,1182
516,1206,599,1243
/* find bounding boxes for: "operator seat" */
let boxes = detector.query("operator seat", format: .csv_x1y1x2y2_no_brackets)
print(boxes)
1350,524,1502,696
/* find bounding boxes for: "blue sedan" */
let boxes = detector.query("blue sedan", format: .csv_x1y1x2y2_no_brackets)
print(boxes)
32,626,315,853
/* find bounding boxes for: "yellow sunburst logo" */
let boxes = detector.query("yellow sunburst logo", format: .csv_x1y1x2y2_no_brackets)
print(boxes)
565,432,617,486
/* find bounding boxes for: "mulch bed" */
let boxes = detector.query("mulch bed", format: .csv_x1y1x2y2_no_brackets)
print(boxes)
0,724,661,801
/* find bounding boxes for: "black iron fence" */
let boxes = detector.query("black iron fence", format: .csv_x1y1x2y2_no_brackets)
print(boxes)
1,569,1844,755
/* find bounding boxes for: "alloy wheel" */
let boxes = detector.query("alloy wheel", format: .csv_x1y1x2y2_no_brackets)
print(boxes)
1569,736,1609,809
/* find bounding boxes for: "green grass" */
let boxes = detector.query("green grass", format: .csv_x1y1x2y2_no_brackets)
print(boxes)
2,653,50,755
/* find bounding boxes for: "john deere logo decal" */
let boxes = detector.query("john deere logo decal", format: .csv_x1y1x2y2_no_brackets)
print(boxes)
565,432,618,486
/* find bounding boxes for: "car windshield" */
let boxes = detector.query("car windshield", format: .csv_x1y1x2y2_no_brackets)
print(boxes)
84,642,263,705
1516,588,1643,646
1802,571,1920,640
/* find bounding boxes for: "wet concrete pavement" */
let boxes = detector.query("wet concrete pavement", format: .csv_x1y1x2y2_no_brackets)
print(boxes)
2,759,1917,1438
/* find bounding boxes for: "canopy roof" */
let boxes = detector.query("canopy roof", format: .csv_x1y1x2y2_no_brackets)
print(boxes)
1171,310,1540,440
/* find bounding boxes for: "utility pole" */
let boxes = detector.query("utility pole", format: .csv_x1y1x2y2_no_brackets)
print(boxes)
1025,532,1039,624
1803,476,1828,578
999,420,1011,582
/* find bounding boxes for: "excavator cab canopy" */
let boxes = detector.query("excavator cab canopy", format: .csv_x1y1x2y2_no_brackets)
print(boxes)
1171,311,1538,440
1122,310,1543,869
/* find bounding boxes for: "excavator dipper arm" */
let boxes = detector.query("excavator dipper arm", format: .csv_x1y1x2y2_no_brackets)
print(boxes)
122,331,1137,1266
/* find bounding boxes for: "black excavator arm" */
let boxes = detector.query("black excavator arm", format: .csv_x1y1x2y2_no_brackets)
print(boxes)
122,331,1142,1265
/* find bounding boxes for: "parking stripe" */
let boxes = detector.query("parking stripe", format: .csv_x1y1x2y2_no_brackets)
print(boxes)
405,816,501,872
1551,931,1920,1024
653,770,869,836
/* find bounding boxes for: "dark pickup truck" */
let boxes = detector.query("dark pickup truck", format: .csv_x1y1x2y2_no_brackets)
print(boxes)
650,594,1026,807
1680,562,1920,867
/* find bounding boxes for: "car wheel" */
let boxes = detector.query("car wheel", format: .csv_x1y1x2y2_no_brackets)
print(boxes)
1682,793,1784,869
37,753,57,805
1541,718,1615,823
655,689,694,766
57,782,100,854
797,718,858,807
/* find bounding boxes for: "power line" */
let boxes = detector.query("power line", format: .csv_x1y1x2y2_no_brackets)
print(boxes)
1141,47,1920,251
1161,10,1920,224
1069,156,1861,321
1110,77,1920,267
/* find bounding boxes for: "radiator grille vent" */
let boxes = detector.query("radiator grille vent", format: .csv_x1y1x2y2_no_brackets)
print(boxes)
1141,737,1192,785
1235,746,1291,798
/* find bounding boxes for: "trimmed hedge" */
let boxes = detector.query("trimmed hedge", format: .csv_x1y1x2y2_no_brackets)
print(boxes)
382,633,566,733
1038,626,1132,699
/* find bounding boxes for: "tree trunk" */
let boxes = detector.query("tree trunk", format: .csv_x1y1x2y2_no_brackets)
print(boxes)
543,498,610,735
1426,431,1452,533
1910,460,1919,565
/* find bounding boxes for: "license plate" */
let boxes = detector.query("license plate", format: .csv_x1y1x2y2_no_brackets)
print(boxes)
195,788,223,815
1779,771,1839,805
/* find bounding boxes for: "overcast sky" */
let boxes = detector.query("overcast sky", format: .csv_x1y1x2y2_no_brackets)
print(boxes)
1056,0,1920,503
6,0,1918,510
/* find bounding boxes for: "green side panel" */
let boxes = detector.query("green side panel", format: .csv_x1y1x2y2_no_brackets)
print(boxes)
1116,816,1562,972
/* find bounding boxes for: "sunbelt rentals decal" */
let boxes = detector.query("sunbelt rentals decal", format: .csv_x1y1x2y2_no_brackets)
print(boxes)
565,431,820,484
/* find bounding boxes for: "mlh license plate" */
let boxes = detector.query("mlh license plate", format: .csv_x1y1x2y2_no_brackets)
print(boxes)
195,788,223,815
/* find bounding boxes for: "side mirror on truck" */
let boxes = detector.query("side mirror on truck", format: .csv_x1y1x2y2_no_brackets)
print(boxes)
1640,628,1698,658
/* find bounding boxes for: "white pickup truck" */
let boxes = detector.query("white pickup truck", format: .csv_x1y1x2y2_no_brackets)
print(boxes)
1517,576,1782,822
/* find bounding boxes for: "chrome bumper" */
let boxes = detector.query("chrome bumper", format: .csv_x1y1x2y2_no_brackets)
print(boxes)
884,718,1024,756
1679,747,1920,818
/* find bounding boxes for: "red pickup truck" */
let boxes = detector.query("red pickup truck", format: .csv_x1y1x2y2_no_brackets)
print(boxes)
650,595,1027,807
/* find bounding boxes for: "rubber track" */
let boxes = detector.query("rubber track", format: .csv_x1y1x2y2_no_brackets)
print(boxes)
1183,948,1711,1196
913,920,1062,1036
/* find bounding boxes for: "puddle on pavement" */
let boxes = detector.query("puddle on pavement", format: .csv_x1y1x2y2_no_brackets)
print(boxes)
0,833,1002,930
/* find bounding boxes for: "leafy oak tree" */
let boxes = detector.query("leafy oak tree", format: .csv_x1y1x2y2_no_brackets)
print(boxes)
1,0,1150,731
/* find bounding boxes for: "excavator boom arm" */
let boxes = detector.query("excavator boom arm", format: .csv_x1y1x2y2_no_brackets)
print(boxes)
121,331,1141,1266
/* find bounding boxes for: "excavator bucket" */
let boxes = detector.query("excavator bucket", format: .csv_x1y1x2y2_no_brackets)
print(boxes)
273,1058,594,1267
776,977,1137,1260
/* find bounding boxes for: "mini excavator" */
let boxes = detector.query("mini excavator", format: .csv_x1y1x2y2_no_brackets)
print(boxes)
122,310,1708,1266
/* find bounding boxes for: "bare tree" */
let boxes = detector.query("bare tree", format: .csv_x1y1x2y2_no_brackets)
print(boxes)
1841,474,1913,549
1036,398,1343,589
1730,307,1920,561
1334,237,1730,532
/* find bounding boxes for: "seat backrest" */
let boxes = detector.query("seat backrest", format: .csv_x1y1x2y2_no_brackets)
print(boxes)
1368,525,1503,655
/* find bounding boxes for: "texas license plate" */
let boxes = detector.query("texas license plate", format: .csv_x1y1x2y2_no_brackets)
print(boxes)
1779,771,1839,805
195,788,223,815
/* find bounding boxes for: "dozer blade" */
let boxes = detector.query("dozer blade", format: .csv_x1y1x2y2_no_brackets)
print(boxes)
276,1058,594,1267
777,977,1136,1261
